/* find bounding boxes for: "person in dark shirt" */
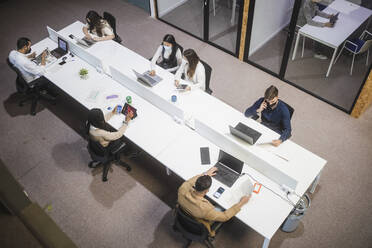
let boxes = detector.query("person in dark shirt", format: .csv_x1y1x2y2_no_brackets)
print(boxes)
244,85,292,147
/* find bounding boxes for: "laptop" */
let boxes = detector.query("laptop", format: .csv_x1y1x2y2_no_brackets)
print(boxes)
51,37,68,59
213,150,244,188
330,12,339,25
132,69,162,87
229,122,262,145
32,48,57,66
69,34,96,48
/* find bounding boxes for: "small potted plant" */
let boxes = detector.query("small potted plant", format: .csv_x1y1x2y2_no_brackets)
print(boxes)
79,68,89,80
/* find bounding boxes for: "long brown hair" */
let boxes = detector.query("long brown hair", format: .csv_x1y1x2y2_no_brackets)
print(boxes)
183,49,199,78
86,10,104,37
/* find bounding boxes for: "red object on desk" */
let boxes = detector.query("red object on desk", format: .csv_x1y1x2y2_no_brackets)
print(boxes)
253,183,262,194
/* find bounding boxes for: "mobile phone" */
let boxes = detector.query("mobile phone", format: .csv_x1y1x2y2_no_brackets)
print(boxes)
213,187,225,199
121,103,137,119
59,61,66,65
200,147,211,165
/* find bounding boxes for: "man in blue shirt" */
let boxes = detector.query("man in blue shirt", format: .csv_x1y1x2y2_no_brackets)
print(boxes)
244,85,292,147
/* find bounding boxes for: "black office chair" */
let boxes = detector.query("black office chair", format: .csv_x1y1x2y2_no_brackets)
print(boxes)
281,100,294,119
87,136,131,182
103,12,122,44
6,58,55,116
173,205,215,248
200,60,213,95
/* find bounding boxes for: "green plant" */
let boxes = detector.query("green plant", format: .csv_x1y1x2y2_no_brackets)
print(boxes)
79,68,88,76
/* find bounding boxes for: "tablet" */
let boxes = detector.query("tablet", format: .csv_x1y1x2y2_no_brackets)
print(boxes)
176,84,188,90
121,103,138,119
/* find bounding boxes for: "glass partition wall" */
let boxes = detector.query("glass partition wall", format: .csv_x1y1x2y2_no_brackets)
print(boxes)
156,0,243,55
155,0,372,113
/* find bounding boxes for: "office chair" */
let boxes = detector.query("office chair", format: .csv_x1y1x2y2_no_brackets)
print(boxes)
334,30,372,75
87,137,131,182
200,60,213,95
173,205,216,248
6,58,55,116
103,12,122,44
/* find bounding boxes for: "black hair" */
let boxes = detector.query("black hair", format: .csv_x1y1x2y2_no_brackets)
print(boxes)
86,10,103,37
264,85,278,100
86,108,112,133
195,175,212,192
163,34,176,46
17,37,30,50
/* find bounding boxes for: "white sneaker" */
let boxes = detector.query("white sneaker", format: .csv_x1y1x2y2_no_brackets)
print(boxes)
314,54,328,60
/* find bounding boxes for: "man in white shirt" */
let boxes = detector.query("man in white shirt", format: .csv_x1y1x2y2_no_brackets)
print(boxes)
8,37,47,83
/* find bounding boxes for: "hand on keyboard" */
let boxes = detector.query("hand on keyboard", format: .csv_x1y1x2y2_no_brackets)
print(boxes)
205,166,218,177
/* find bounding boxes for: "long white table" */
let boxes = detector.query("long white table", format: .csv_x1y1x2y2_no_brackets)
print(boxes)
31,21,327,248
292,0,372,77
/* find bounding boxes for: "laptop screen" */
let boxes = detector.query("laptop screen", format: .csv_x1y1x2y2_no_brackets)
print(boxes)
58,37,68,52
218,150,244,174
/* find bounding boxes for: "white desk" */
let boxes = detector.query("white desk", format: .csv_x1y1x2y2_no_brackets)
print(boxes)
292,0,372,77
36,21,327,248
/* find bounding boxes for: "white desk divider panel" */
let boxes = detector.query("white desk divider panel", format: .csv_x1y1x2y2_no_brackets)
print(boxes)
194,118,298,190
47,26,59,43
110,66,185,122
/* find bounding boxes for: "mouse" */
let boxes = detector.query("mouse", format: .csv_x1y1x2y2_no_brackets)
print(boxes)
62,56,67,61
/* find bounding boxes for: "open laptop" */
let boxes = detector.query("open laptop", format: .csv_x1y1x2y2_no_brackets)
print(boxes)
213,150,244,188
69,34,96,48
132,69,162,87
50,37,68,59
229,122,262,145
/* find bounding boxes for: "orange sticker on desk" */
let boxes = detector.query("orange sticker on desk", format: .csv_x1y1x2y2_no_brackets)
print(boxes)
253,183,262,194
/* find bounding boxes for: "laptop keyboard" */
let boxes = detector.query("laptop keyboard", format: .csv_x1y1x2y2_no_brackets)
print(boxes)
213,163,240,188
143,74,156,85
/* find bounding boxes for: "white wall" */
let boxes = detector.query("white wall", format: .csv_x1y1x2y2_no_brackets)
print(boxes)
249,0,294,55
157,0,188,18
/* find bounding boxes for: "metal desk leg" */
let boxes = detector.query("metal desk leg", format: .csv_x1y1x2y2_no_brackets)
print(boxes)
166,168,171,176
326,47,338,77
310,172,321,194
262,238,271,248
292,32,301,60
230,0,236,25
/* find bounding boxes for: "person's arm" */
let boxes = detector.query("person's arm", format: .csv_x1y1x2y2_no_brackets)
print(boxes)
279,107,292,142
83,24,92,39
92,24,115,41
303,3,327,27
178,167,217,195
244,98,264,117
23,56,46,76
150,46,162,71
101,111,133,141
174,60,186,85
188,63,205,91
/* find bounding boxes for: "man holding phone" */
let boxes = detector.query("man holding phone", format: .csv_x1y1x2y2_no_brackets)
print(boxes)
244,85,292,147
177,167,250,236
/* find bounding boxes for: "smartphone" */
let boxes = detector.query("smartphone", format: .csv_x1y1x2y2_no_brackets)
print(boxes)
59,61,66,65
200,147,211,165
213,187,225,199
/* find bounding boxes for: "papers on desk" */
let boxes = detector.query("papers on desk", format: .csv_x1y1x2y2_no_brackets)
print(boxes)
260,144,292,162
330,0,359,14
229,178,254,203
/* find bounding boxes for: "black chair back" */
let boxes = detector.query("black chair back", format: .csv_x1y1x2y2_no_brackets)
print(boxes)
6,58,29,93
174,206,209,242
200,60,213,95
280,100,294,119
103,12,122,43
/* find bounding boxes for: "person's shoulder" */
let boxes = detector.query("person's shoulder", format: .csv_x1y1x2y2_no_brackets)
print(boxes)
278,100,290,114
8,50,16,58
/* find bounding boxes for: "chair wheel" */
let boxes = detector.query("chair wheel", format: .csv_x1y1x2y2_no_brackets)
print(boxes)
88,161,95,168
126,166,131,172
102,177,108,182
31,111,36,116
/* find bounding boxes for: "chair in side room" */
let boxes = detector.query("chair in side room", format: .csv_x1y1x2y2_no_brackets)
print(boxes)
6,58,56,116
172,205,217,248
334,30,372,75
200,60,213,95
86,136,131,182
103,12,122,43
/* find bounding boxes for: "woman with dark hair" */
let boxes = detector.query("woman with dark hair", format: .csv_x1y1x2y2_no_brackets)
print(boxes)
87,106,133,151
149,34,182,75
82,10,115,42
174,49,206,91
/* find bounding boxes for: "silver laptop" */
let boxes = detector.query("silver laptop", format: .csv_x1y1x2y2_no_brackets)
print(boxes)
229,122,262,145
69,34,96,48
132,69,162,87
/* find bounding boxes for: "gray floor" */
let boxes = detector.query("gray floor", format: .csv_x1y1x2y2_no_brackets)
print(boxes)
1,0,372,248
249,29,370,111
161,0,239,52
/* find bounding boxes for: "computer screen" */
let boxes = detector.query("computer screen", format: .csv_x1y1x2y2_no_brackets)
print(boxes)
218,150,243,174
58,37,68,52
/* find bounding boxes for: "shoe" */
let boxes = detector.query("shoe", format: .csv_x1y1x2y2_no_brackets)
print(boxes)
314,54,328,60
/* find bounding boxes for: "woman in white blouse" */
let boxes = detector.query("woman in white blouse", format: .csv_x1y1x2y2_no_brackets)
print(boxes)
149,34,182,75
82,11,115,42
174,49,206,91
